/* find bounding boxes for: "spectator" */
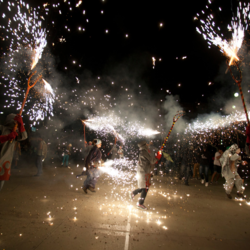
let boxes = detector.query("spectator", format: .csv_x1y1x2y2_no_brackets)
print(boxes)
34,137,47,176
199,146,212,187
210,147,223,184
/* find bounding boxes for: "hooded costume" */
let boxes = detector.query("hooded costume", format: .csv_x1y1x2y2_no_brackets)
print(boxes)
137,141,156,189
0,114,27,187
220,144,244,195
131,141,157,208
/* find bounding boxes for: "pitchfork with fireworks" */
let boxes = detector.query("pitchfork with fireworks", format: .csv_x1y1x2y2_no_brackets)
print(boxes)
196,1,250,124
160,111,185,151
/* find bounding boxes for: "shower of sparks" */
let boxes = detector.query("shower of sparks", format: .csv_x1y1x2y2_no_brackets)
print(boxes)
196,1,250,65
185,111,249,134
0,1,52,124
138,128,160,136
43,79,55,97
84,115,161,143
101,159,136,179
76,1,82,8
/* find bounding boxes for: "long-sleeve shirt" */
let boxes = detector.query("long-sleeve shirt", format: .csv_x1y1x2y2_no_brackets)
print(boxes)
85,145,102,168
199,150,211,165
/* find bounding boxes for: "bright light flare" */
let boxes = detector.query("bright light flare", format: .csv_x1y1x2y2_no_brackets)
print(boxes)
43,79,55,97
196,1,249,66
76,0,82,7
138,128,160,136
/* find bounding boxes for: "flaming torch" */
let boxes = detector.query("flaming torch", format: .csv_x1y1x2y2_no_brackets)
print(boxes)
196,1,250,124
19,71,42,115
226,60,249,124
11,71,42,142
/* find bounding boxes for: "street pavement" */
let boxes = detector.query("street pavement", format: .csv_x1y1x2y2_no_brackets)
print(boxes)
0,161,250,250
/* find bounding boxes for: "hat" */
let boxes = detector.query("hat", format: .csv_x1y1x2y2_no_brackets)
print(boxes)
95,139,102,145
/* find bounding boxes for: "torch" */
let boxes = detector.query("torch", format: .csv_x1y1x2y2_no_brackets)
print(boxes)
11,71,42,142
19,71,42,115
226,61,249,124
160,111,185,151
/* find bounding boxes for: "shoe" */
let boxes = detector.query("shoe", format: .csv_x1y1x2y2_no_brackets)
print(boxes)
137,204,147,210
201,179,205,184
61,163,63,166
88,186,96,192
34,174,40,177
237,193,246,199
184,183,189,186
205,182,209,187
226,193,232,199
130,192,135,201
209,182,213,184
82,186,88,194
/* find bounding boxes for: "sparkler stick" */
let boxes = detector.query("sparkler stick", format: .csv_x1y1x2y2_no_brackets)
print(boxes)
226,61,249,124
11,71,41,143
19,71,42,115
160,111,185,151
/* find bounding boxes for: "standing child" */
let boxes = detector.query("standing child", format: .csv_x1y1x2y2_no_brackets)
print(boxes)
62,143,72,167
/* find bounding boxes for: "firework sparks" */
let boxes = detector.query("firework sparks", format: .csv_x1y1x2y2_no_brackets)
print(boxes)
138,128,160,137
196,1,250,65
0,1,51,124
43,79,55,97
185,111,248,134
76,1,82,8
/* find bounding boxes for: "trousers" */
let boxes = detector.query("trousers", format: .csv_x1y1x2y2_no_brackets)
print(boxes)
180,164,190,184
224,174,243,194
62,154,69,166
83,167,100,189
36,155,43,175
199,164,209,182
132,188,149,205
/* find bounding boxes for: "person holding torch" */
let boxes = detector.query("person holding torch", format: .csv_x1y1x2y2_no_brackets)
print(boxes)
0,114,27,191
130,141,161,210
82,139,102,194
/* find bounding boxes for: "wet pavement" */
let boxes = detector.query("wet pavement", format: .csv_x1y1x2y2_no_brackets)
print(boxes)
1,162,250,250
